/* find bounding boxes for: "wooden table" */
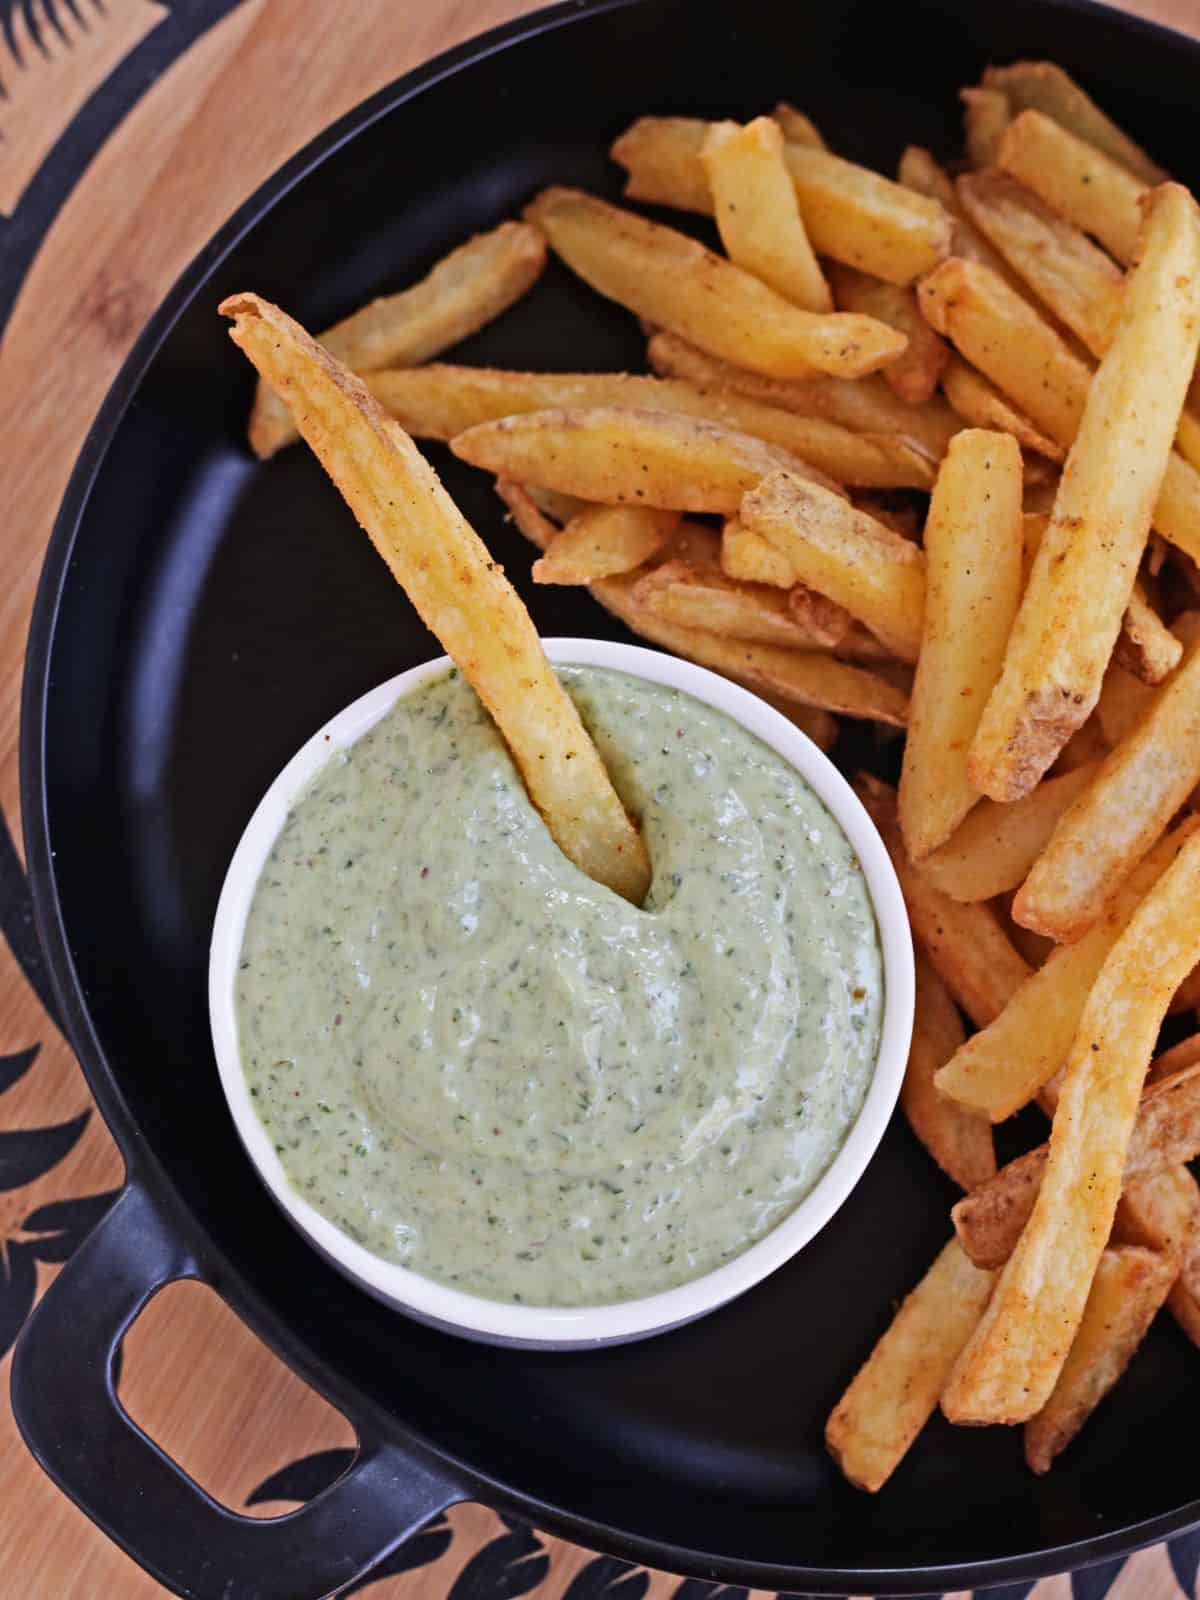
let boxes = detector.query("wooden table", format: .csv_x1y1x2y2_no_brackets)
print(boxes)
1,2,1199,1595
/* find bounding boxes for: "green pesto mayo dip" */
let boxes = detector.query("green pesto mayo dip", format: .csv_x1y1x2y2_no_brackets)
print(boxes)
236,664,882,1306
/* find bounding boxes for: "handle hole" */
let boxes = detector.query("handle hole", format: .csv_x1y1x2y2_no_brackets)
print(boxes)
117,1280,358,1518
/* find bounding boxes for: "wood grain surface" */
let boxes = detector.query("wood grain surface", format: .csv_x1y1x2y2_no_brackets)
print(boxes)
0,3,1198,1596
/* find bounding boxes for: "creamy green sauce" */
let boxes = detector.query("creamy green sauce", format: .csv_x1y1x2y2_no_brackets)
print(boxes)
237,665,882,1306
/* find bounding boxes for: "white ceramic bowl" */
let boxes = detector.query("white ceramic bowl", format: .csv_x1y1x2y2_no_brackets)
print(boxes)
210,638,914,1349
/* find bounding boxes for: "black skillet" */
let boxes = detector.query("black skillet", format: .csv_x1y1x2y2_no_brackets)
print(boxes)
13,0,1200,1595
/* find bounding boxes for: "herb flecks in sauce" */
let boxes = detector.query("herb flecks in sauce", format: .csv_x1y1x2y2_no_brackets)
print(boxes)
237,666,882,1306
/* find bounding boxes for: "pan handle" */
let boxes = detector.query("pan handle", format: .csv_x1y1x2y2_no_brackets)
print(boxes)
10,1181,467,1600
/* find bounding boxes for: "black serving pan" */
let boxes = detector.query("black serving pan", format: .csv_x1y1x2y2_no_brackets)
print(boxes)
13,1,1200,1595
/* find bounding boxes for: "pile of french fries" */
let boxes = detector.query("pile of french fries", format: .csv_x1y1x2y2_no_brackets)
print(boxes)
233,58,1200,1489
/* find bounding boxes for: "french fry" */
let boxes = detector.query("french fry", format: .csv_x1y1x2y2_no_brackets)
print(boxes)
221,295,650,905
741,471,925,662
902,951,995,1190
1149,1032,1200,1084
850,492,924,543
524,187,905,380
701,117,833,313
1095,661,1155,745
940,356,1065,462
956,169,1124,358
825,1239,997,1493
646,331,960,460
934,821,1200,1121
1024,1245,1177,1474
630,559,840,650
953,1057,1200,1269
982,61,1167,185
1014,642,1200,942
247,222,546,458
451,406,841,515
1113,581,1183,685
770,103,826,150
968,187,1200,800
1170,963,1200,1017
1116,1166,1200,1348
532,505,678,584
611,117,951,284
826,262,948,404
961,87,1011,168
997,110,1147,265
898,145,1032,291
856,776,1031,1027
720,524,891,661
1049,713,1110,774
899,430,1023,859
919,761,1099,903
942,829,1200,1424
369,364,934,489
521,484,589,527
721,519,800,590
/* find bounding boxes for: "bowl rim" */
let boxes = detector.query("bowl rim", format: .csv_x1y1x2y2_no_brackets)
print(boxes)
208,635,914,1347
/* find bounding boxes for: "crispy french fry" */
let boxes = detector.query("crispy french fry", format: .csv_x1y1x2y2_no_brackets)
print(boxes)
1113,581,1183,685
1170,963,1200,1016
451,406,840,515
521,484,589,527
826,262,947,404
898,145,1032,292
968,187,1200,800
719,524,890,660
961,87,1011,168
1049,713,1110,774
919,761,1098,903
899,430,1023,859
940,355,1064,462
702,117,833,312
721,519,799,589
646,331,959,461
982,61,1167,184
1152,1033,1200,1084
1096,661,1155,745
630,559,837,649
850,492,924,543
1001,898,1057,970
531,505,678,584
825,1240,997,1493
997,110,1147,264
741,471,925,663
247,222,546,458
942,829,1200,1424
1024,1245,1177,1474
934,821,1200,1120
370,364,933,489
524,187,904,380
953,1057,1200,1269
1116,1166,1200,1348
856,776,1031,1027
1015,642,1200,941
610,116,952,283
770,103,826,149
221,295,649,905
902,951,995,1190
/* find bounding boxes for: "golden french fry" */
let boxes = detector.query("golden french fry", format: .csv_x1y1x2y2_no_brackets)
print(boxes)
1015,642,1200,941
899,431,1023,859
610,116,951,284
1169,963,1200,1017
1049,713,1110,774
919,762,1099,903
631,559,837,649
941,355,1064,462
371,363,933,489
826,1239,996,1493
520,484,589,527
982,60,1167,184
968,187,1200,800
451,406,840,515
1113,582,1183,685
720,519,799,590
850,492,924,543
701,117,833,313
1000,896,1057,970
247,222,546,458
531,505,678,585
902,951,995,1190
942,829,1200,1424
497,485,909,726
1116,1166,1200,1349
1024,1245,1177,1474
934,821,1199,1121
770,103,826,149
997,110,1147,264
524,187,904,380
826,262,947,404
953,1057,1200,1269
961,87,1011,167
898,145,1031,292
741,471,925,663
856,776,1031,1027
720,524,890,661
222,296,649,906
